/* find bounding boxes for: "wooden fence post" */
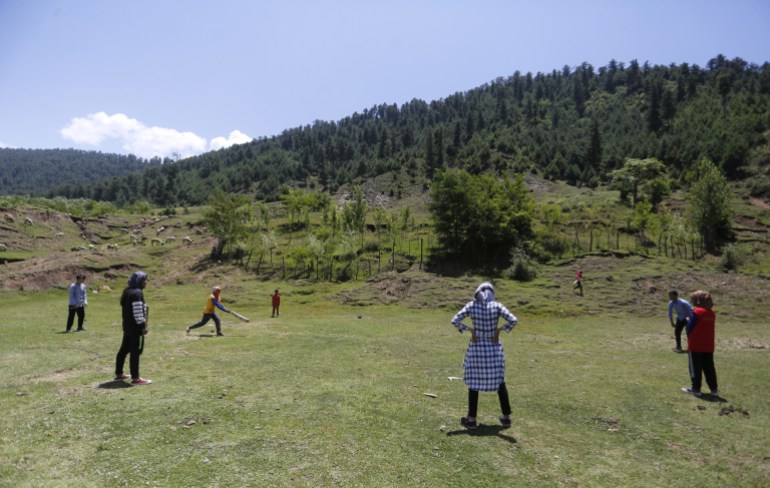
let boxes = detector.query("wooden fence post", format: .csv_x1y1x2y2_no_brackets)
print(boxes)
420,238,423,270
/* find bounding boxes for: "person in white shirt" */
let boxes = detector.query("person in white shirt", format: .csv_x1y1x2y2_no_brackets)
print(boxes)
668,290,692,353
66,274,88,332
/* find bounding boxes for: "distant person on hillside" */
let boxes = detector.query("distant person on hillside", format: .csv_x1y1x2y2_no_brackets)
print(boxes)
186,286,229,336
667,290,693,353
65,274,88,332
451,282,518,430
681,290,720,398
272,289,281,317
573,267,584,296
115,271,152,385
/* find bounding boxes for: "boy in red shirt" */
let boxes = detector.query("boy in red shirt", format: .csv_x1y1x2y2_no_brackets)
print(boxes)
272,289,281,317
681,290,719,397
573,268,583,296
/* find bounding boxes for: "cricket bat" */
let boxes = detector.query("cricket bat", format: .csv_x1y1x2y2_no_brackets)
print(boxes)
229,310,250,322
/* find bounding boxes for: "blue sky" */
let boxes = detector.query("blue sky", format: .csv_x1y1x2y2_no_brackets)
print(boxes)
1,0,769,159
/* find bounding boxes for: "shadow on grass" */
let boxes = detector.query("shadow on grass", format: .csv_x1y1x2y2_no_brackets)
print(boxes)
188,328,246,338
96,380,133,389
446,424,517,444
699,394,728,403
191,256,220,273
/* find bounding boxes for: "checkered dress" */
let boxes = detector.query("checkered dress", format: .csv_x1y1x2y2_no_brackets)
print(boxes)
452,299,517,392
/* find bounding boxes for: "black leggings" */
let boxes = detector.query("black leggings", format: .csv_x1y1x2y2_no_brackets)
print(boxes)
468,382,511,417
115,333,145,379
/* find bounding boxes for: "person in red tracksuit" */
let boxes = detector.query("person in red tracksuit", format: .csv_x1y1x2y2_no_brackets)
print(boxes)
681,290,719,398
271,289,281,317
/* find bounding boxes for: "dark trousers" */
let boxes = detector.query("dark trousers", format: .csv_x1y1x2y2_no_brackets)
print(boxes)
115,333,145,379
674,319,687,349
189,313,221,333
688,351,718,392
468,382,512,418
574,280,583,295
66,306,85,331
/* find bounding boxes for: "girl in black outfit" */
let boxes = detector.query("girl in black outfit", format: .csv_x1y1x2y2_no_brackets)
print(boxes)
115,271,152,385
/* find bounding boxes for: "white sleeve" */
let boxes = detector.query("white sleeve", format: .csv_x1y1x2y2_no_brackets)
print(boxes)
132,301,146,325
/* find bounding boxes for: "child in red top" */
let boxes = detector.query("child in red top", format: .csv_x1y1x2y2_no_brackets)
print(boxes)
681,290,719,397
573,268,583,296
271,289,281,317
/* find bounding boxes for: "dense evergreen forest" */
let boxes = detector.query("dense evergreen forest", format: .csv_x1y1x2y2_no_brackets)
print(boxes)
0,148,164,195
7,55,770,204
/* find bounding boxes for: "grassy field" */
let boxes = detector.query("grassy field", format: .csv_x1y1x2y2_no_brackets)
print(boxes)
1,278,769,487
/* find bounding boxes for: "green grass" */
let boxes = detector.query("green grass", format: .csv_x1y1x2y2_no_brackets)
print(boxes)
2,283,769,487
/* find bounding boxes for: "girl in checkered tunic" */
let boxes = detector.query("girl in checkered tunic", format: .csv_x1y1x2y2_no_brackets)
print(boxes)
451,282,518,430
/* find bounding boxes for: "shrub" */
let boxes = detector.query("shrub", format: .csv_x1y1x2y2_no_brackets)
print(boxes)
749,175,770,197
531,230,569,262
505,248,537,282
719,244,742,271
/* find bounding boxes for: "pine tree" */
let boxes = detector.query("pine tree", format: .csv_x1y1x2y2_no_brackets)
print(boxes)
424,128,436,179
689,158,733,251
648,81,663,132
585,119,602,173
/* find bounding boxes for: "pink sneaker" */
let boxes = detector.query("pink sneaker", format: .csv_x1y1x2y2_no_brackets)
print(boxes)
131,377,153,385
113,374,130,381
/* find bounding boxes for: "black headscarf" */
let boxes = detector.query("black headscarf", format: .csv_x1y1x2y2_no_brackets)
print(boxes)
127,271,148,289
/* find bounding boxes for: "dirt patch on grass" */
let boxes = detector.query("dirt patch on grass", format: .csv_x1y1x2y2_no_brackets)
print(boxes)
719,405,750,417
749,197,770,210
622,333,669,349
720,337,768,351
29,368,83,385
336,271,473,309
591,416,620,432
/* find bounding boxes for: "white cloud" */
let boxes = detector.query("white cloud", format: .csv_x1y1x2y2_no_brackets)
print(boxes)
0,142,11,148
60,112,252,160
210,130,253,151
123,126,207,160
60,112,143,146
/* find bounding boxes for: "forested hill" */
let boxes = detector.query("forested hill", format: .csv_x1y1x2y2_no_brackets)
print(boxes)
0,148,162,195
42,55,770,205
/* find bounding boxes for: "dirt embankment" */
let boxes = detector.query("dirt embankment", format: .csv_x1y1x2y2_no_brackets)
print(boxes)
0,207,211,291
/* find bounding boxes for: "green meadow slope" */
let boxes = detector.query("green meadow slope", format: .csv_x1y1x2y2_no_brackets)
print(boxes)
1,187,770,486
